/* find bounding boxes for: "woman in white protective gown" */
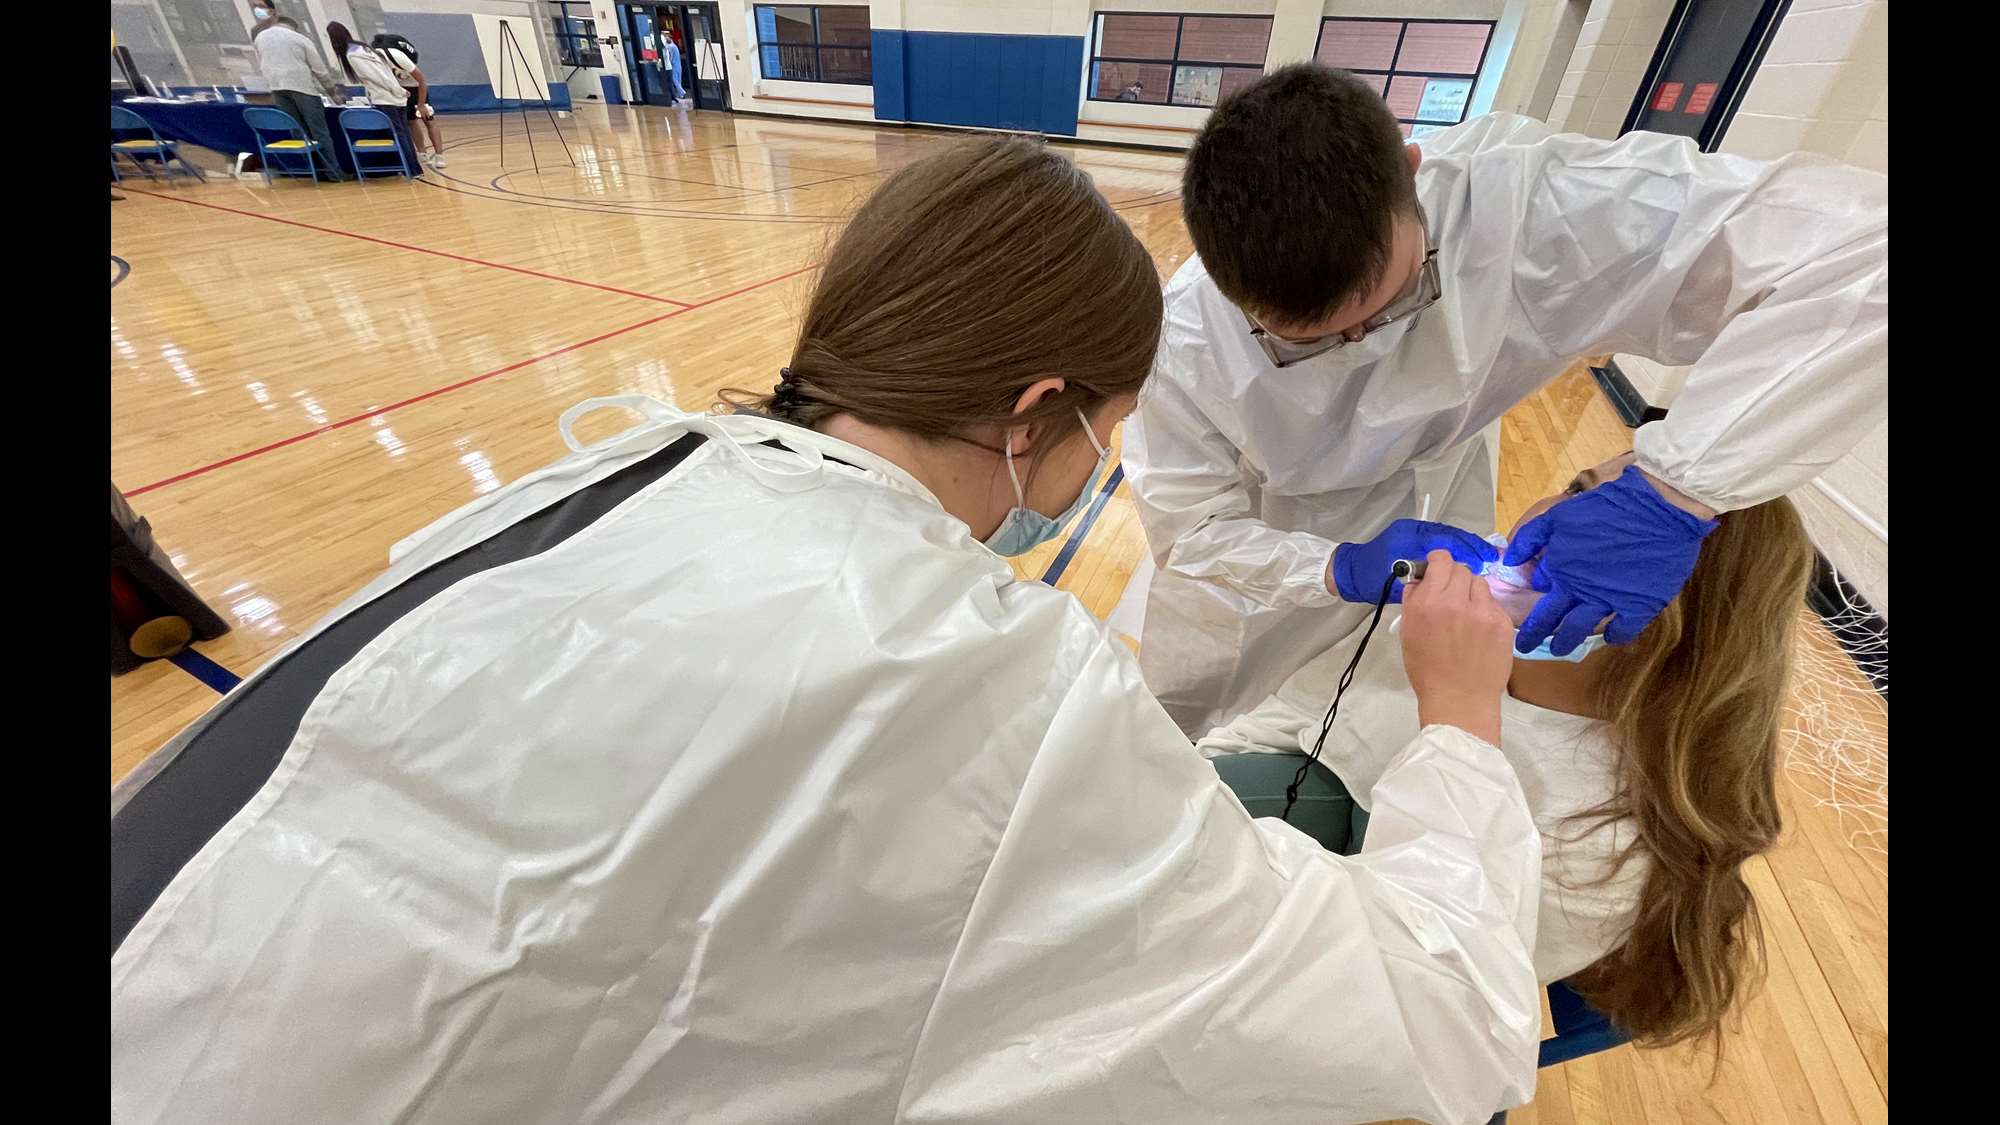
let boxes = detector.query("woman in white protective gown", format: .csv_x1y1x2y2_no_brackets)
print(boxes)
112,138,1544,1125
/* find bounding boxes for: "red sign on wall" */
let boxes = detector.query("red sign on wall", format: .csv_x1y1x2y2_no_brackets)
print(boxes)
1652,82,1684,112
1685,82,1719,114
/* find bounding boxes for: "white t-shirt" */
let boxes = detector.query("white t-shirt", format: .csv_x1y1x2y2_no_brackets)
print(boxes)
1196,615,1649,985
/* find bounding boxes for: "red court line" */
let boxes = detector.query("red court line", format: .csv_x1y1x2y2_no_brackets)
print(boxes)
126,262,820,497
121,188,696,307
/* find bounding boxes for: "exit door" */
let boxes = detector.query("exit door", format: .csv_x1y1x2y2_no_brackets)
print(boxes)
617,3,730,111
1624,0,1789,150
678,5,729,110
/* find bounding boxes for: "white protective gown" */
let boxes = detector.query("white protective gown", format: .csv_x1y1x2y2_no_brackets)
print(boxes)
112,403,1545,1125
1196,617,1648,985
1123,112,1889,733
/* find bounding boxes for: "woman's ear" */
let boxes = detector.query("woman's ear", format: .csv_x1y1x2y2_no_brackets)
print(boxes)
1007,377,1068,454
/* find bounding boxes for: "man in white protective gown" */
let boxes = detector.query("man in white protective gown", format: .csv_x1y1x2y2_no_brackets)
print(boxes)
1121,63,1888,734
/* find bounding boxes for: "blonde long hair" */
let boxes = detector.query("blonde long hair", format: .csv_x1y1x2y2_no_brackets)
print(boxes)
1568,495,1816,1050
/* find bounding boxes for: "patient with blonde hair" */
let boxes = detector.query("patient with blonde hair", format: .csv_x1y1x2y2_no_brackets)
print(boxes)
1200,451,1816,1048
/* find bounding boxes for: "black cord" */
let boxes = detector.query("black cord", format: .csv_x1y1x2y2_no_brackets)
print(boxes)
1281,571,1399,823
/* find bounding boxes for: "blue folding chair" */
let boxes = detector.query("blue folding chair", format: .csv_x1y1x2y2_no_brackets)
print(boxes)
243,106,324,185
1488,980,1632,1123
337,107,413,179
110,106,206,185
1540,979,1629,1067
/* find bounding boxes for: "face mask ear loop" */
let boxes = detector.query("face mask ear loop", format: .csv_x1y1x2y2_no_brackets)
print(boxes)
1075,407,1109,459
1003,428,1029,506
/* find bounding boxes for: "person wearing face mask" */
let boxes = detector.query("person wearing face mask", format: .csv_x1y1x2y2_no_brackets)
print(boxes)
114,139,1544,1125
1195,448,1815,1052
1121,63,1887,735
247,1,349,181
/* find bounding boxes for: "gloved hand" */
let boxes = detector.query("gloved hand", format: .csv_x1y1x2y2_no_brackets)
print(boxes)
1330,519,1498,604
1503,464,1719,654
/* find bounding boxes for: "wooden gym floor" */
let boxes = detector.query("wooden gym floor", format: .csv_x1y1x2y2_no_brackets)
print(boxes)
110,104,1885,1124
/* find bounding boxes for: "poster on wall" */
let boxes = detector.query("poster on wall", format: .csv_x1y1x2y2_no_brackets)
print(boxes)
1414,77,1472,123
1171,66,1222,107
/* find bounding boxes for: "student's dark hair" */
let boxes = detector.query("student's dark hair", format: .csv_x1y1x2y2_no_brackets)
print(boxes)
725,137,1161,467
1181,63,1417,327
327,21,359,81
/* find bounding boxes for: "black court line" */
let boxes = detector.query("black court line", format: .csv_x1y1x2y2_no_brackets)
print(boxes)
1041,462,1125,586
112,255,131,288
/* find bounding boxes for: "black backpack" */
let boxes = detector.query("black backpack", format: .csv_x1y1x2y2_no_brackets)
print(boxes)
370,33,419,65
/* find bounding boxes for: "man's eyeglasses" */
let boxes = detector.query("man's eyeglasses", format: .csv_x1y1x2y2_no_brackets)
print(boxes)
1246,213,1441,369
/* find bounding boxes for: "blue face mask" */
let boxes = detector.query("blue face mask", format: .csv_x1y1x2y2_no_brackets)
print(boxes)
1515,632,1607,663
983,409,1111,557
1477,534,1606,662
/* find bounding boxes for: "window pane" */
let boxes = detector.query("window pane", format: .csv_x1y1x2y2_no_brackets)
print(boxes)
818,6,872,46
1384,74,1426,119
820,46,872,83
1171,65,1222,107
765,43,817,80
1217,66,1261,103
1316,20,1400,71
1093,59,1170,102
1098,13,1178,59
1395,22,1490,75
1177,16,1270,65
1414,76,1474,121
1398,121,1414,139
1409,123,1448,141
763,5,816,44
1353,72,1387,95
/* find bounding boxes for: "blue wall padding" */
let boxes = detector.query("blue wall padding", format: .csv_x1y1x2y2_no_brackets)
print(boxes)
872,30,1083,136
428,83,572,112
871,30,907,121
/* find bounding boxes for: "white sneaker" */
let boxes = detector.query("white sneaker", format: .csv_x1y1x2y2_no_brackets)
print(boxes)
431,152,449,169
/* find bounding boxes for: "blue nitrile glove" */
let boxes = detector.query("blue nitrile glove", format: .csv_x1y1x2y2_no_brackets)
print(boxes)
1330,519,1499,603
1503,464,1719,654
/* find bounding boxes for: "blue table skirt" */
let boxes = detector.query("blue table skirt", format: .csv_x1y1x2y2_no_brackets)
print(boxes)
119,99,420,176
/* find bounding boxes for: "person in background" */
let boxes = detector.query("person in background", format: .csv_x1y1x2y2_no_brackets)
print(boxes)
665,26,687,105
249,2,349,181
326,22,415,168
1117,78,1144,101
1199,449,1813,1050
374,34,444,168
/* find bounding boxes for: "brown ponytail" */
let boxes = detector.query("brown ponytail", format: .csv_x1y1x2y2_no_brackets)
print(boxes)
1568,496,1815,1051
725,137,1162,452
